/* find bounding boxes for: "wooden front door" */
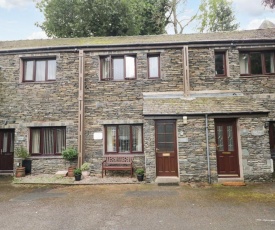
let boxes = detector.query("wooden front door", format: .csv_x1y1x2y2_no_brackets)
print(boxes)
155,120,178,176
215,119,240,177
0,130,14,171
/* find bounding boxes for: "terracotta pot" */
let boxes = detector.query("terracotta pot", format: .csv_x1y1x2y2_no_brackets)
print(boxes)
16,167,26,177
67,166,75,177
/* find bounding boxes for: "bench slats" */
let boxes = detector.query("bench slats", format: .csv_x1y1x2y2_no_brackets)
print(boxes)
102,155,134,178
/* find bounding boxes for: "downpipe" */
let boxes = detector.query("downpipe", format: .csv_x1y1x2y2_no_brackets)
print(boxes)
205,114,211,184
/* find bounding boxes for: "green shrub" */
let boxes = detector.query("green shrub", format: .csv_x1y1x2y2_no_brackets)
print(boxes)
74,168,82,176
62,147,78,161
15,146,30,159
135,168,144,175
81,162,91,171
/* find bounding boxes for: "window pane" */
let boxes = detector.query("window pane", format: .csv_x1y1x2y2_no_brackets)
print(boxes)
43,128,54,155
47,60,56,80
119,125,130,152
56,128,65,153
3,133,8,152
227,125,234,151
36,60,46,81
149,56,159,78
217,126,224,151
107,126,116,152
113,58,124,80
250,53,262,74
32,129,40,154
125,56,135,78
240,54,249,74
101,57,111,79
215,53,225,75
264,53,275,74
25,61,34,80
132,126,142,151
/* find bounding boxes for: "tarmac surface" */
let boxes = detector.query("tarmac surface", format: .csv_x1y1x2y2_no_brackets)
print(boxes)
1,176,275,230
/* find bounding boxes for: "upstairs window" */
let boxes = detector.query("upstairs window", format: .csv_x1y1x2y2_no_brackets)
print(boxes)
215,51,227,76
105,125,143,154
239,52,275,75
30,127,66,156
148,54,160,78
23,58,56,82
101,55,136,80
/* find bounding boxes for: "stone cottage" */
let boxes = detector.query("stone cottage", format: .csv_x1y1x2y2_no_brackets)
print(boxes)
0,28,274,183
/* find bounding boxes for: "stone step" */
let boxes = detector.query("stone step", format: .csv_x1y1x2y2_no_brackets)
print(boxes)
155,176,180,186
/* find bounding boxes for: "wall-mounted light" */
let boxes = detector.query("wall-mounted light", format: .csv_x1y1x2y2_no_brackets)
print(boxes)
183,116,187,124
264,121,269,129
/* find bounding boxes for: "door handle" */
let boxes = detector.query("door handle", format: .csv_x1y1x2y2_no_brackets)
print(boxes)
156,148,159,151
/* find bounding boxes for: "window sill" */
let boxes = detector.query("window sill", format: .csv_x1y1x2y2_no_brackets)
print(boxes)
20,81,56,84
28,155,62,159
104,153,145,157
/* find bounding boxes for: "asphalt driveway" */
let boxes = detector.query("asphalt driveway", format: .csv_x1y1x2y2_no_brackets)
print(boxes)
0,176,275,230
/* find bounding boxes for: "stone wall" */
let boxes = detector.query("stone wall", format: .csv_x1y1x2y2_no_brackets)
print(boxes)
0,52,79,174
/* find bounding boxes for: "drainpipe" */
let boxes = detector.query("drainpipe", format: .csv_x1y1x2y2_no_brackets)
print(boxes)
205,114,211,184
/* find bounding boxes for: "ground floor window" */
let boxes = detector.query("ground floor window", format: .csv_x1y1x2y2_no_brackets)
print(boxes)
105,124,143,154
30,127,66,155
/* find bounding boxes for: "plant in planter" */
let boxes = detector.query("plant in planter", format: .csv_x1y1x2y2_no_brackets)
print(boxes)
62,147,78,177
136,168,145,182
14,146,31,176
80,162,91,178
74,168,82,181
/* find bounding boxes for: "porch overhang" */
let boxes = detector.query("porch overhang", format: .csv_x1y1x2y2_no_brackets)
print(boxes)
143,91,270,117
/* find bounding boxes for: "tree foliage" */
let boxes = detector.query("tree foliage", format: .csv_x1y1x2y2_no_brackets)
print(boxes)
36,0,169,37
197,0,239,33
262,0,275,8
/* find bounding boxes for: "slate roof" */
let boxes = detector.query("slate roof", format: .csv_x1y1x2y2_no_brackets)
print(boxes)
0,28,275,51
143,95,269,116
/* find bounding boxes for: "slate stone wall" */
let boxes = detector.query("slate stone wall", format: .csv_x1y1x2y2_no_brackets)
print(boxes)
0,52,79,174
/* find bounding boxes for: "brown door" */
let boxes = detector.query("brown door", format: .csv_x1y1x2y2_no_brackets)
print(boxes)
155,120,178,176
215,119,240,177
0,130,14,171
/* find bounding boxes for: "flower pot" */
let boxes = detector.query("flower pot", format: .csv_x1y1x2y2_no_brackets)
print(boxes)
137,174,144,182
81,171,90,178
67,166,75,177
75,174,81,181
16,167,26,177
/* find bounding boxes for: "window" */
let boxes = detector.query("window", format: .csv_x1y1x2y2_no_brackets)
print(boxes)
101,55,136,80
239,52,275,75
23,58,56,82
105,125,143,154
30,127,66,155
148,54,160,78
215,51,226,76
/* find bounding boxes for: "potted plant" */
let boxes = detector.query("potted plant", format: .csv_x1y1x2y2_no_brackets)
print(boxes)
136,168,145,182
62,147,78,177
81,162,91,178
14,146,31,176
74,168,82,181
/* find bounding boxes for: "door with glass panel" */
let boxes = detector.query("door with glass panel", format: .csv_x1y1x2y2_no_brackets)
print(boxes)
0,129,14,171
215,119,240,177
155,120,178,176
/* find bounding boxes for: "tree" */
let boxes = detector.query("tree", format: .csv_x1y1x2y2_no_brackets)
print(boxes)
36,0,169,38
168,0,199,34
197,0,239,33
262,0,275,8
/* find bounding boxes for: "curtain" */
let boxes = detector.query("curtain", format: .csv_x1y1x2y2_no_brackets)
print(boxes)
102,57,111,79
47,60,56,80
119,125,130,152
149,56,159,78
239,54,249,74
107,127,116,152
56,128,65,153
32,129,40,154
132,126,142,152
125,56,135,78
113,58,124,80
43,128,54,155
25,61,34,80
36,60,46,81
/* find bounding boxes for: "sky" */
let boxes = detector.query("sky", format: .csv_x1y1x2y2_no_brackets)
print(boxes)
0,0,275,41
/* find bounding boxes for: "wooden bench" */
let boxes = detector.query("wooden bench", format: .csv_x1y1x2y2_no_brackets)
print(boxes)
102,155,134,178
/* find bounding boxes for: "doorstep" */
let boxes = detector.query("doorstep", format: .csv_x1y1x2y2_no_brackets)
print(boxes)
218,177,246,186
155,176,180,186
